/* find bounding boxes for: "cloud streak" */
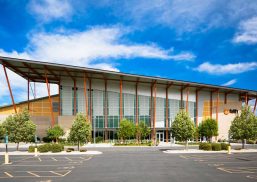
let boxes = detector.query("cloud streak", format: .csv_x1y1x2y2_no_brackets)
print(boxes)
28,0,73,22
233,16,257,44
195,62,257,75
222,79,237,86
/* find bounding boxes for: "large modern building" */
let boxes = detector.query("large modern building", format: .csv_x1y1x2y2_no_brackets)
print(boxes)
0,56,256,142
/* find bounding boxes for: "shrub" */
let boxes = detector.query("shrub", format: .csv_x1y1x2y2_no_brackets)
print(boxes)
96,136,103,143
66,149,72,152
79,149,87,152
51,144,64,153
199,143,212,151
221,143,230,150
28,146,36,153
67,147,75,151
247,140,256,144
38,144,51,153
211,143,221,151
42,136,52,143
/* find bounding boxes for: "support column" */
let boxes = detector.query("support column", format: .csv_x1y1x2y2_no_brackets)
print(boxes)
224,93,227,105
165,86,169,143
210,92,213,119
180,87,183,109
135,83,138,126
186,87,189,113
150,84,153,132
216,91,219,123
195,89,199,141
44,72,54,127
245,93,248,106
73,79,77,115
153,83,157,143
104,80,108,141
89,79,92,122
83,74,88,119
3,65,17,113
119,79,123,121
253,97,257,113
58,81,61,116
27,78,30,111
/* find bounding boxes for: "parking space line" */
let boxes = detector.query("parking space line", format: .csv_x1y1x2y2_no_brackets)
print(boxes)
27,171,40,177
4,172,13,178
65,157,72,161
38,157,42,162
51,157,57,161
50,171,63,176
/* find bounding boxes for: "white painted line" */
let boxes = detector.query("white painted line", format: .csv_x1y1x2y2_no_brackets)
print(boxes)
27,171,40,177
4,172,13,178
65,157,72,161
38,157,42,162
62,170,72,176
50,171,63,176
51,157,57,161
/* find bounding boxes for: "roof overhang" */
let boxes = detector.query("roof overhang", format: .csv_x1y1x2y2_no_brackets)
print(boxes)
0,56,257,100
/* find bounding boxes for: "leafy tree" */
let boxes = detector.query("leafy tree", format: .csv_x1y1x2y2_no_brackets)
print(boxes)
171,110,196,149
229,106,257,149
2,110,36,150
117,119,136,142
0,124,4,139
198,118,218,142
136,121,151,143
69,113,92,150
47,125,64,143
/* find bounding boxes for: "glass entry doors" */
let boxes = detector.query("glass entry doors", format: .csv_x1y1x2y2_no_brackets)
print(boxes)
156,131,164,142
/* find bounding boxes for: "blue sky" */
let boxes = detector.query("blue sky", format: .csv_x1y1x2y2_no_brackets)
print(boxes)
0,0,257,106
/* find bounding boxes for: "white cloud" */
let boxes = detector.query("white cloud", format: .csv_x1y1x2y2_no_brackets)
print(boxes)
107,0,257,33
28,0,73,22
0,26,194,104
195,62,257,75
233,17,257,44
222,79,237,86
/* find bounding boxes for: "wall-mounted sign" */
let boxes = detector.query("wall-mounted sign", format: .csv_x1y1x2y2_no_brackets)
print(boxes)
224,109,238,115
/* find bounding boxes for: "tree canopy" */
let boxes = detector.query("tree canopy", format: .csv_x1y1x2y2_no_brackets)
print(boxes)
136,121,151,142
117,119,136,142
2,110,36,150
171,110,195,149
69,113,92,150
229,106,257,148
198,118,218,141
47,125,64,143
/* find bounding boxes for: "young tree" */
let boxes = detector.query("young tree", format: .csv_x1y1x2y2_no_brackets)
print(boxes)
2,110,36,150
47,125,64,143
198,118,218,142
136,121,151,143
229,106,257,149
0,124,4,139
69,113,92,150
171,110,196,150
117,119,136,142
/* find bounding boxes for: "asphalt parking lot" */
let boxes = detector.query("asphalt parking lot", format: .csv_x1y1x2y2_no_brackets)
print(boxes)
0,148,257,182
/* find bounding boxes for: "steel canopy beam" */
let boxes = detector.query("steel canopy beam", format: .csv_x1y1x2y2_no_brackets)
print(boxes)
3,64,17,113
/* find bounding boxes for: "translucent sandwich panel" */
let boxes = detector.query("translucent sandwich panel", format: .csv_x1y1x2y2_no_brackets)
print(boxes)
107,91,119,128
138,95,151,126
123,93,135,122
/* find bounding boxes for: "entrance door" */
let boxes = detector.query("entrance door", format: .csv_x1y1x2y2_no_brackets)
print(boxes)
156,132,164,142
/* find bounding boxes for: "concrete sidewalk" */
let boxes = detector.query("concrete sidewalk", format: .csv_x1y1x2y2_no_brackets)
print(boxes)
163,149,257,154
0,150,102,155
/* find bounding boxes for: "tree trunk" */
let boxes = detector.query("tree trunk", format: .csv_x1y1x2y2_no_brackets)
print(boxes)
77,141,80,151
16,142,19,151
242,140,245,149
185,140,188,150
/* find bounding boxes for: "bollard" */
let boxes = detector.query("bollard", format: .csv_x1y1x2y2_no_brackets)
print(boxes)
227,145,231,155
5,152,9,164
34,147,38,157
